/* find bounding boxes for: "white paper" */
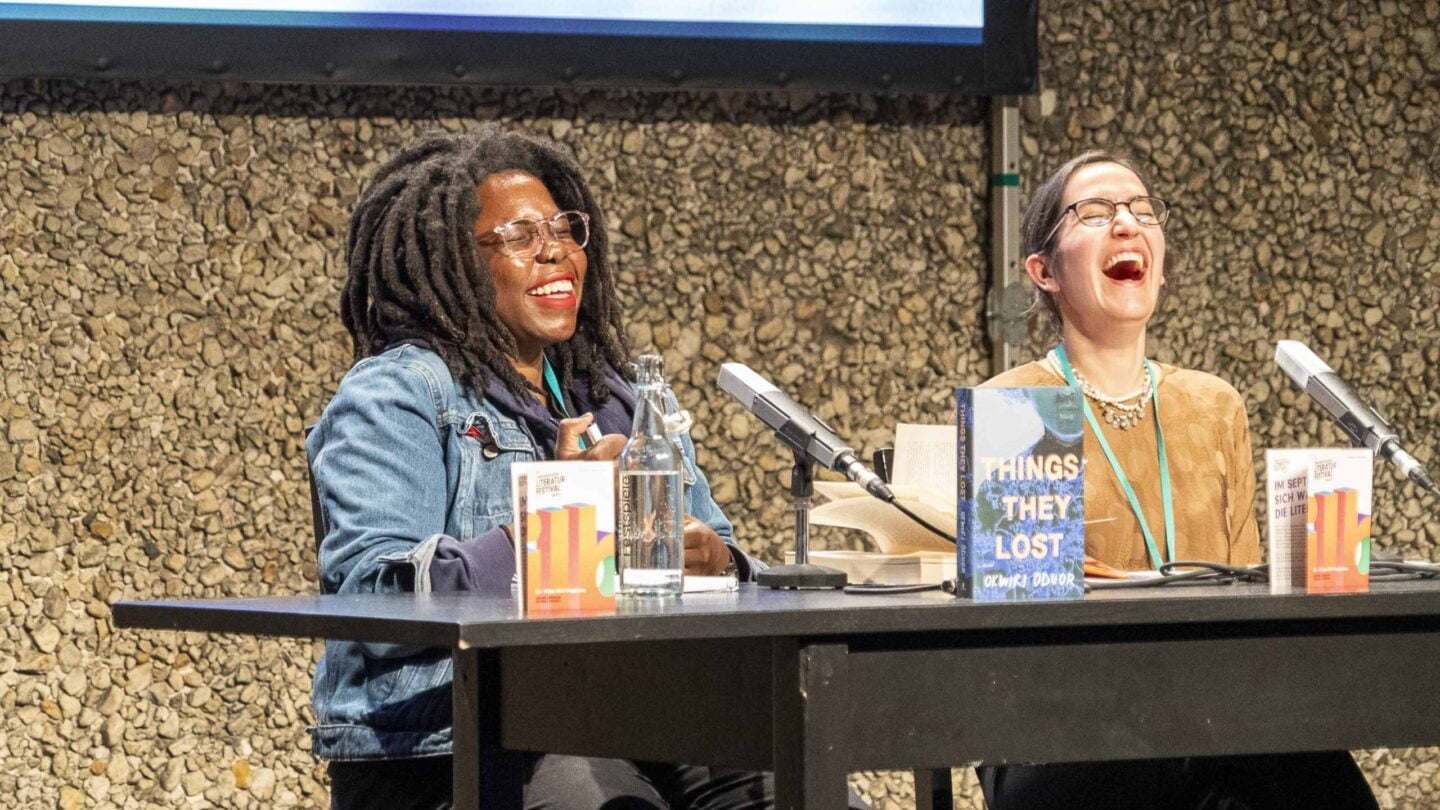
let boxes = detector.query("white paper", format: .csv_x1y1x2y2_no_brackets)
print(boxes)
782,549,956,585
1265,449,1311,595
682,575,739,593
892,423,959,501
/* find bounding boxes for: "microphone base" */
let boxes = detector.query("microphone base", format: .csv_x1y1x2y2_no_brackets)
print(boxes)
758,563,848,590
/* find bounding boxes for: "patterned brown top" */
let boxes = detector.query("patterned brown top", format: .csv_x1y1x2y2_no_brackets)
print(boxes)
982,360,1261,570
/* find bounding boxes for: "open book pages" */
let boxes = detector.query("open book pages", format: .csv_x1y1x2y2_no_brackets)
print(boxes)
783,549,956,586
809,422,959,554
810,485,957,555
892,423,958,504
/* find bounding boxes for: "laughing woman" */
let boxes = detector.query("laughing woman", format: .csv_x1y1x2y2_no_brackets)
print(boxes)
978,151,1378,809
985,152,1259,571
305,127,811,809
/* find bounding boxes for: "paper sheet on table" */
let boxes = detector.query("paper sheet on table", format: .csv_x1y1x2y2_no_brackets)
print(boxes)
682,575,740,593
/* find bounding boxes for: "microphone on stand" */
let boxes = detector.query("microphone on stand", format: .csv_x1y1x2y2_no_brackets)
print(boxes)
719,362,906,589
1275,340,1436,494
719,362,957,549
717,363,893,501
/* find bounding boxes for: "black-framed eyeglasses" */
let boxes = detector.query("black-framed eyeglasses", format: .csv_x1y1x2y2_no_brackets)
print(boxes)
1044,196,1169,246
478,210,590,259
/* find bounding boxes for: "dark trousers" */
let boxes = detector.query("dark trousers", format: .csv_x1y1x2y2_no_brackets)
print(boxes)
979,751,1378,810
329,753,869,809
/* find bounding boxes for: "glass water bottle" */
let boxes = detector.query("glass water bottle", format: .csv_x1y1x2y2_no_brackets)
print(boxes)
618,355,684,598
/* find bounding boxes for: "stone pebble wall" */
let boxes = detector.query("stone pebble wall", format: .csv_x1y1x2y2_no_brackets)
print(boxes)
1,0,1437,807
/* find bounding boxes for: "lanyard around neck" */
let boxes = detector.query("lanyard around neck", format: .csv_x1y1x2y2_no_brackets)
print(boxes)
1054,344,1175,570
541,356,589,450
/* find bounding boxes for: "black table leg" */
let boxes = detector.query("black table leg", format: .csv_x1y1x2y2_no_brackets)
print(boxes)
772,640,851,810
913,768,954,810
453,648,523,809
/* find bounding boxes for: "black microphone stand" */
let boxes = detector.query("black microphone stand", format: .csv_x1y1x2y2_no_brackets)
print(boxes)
757,450,848,590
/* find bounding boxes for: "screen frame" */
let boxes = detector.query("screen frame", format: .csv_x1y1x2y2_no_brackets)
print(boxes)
0,0,1036,95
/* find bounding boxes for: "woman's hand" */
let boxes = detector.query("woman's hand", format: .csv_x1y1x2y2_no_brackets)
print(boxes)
683,516,731,576
554,414,626,461
1082,554,1129,580
556,417,726,575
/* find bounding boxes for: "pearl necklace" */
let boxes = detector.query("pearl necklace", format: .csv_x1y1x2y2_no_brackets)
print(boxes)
1044,350,1153,430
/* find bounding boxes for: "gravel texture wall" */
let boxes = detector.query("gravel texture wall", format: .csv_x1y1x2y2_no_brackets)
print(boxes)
1,0,1437,807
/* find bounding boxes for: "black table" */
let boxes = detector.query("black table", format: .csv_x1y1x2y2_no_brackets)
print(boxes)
114,582,1440,809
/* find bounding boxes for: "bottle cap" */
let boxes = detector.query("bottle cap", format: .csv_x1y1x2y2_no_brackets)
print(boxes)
634,354,664,385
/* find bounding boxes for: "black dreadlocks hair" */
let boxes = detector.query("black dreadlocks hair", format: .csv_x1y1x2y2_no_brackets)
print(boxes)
340,125,630,402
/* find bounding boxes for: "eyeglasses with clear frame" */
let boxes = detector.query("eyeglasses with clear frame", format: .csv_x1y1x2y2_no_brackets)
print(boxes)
1044,196,1169,246
478,210,590,259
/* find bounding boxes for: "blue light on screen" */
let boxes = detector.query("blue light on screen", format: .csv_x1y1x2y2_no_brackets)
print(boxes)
0,1,984,44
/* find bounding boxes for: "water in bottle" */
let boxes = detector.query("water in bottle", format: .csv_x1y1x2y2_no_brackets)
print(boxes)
618,355,684,598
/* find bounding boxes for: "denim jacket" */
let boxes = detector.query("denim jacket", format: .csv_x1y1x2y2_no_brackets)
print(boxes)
306,344,746,761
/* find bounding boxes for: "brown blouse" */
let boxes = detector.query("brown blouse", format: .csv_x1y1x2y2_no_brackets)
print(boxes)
982,360,1261,570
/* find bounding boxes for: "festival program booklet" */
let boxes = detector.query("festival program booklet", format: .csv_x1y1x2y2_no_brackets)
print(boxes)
1266,448,1373,595
956,387,1085,601
512,461,617,614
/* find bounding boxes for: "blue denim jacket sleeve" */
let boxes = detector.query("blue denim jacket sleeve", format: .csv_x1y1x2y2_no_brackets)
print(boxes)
309,355,450,599
307,349,763,761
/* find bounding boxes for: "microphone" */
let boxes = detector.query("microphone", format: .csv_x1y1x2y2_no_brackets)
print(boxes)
1275,340,1436,494
718,363,894,501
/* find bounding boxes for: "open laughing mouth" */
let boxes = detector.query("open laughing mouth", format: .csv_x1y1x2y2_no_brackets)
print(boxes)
1102,251,1146,283
526,276,577,307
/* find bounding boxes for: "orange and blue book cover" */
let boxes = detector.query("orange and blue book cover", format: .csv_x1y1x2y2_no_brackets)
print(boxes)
1265,449,1372,595
512,461,617,614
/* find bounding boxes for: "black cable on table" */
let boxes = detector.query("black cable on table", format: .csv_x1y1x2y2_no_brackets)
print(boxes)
843,582,945,595
1084,561,1269,591
883,495,955,544
1369,560,1440,580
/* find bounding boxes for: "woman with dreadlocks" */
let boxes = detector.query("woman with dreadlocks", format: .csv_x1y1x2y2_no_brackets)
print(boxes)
305,127,796,809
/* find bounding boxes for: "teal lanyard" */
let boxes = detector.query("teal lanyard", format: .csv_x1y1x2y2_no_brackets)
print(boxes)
1055,344,1175,570
541,356,588,450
